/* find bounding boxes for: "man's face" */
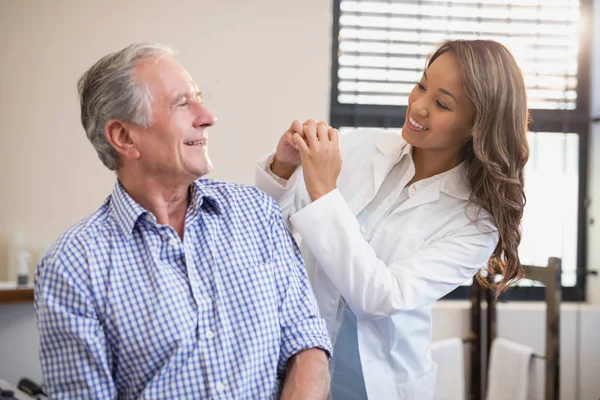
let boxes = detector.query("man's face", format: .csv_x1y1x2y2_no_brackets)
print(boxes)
130,56,216,184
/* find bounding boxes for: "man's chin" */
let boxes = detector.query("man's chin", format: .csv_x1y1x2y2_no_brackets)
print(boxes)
193,161,213,179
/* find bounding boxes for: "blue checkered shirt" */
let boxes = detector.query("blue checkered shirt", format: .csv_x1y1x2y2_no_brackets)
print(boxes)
34,179,331,399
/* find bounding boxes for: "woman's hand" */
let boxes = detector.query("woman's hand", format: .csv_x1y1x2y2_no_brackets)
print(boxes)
271,120,308,180
293,120,342,202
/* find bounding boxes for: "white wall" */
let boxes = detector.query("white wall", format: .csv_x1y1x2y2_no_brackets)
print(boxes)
0,0,332,272
1,0,599,397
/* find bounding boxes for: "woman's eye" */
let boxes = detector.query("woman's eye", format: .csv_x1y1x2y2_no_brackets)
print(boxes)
436,100,449,110
417,82,426,91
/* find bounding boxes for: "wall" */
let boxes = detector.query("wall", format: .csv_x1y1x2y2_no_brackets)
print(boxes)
0,0,599,398
432,302,600,400
0,0,333,271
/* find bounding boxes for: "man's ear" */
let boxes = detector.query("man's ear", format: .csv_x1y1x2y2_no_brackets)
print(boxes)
104,119,140,161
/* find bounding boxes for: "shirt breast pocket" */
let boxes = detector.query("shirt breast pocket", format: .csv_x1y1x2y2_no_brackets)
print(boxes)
222,261,279,328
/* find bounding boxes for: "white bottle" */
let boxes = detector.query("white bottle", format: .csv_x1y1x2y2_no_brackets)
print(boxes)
7,232,27,284
17,250,31,286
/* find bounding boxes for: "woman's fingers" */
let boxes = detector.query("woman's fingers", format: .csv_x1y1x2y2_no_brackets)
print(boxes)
328,126,340,147
303,120,319,148
292,132,310,154
316,121,329,142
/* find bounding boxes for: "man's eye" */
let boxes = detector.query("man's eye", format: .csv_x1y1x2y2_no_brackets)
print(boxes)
178,101,189,107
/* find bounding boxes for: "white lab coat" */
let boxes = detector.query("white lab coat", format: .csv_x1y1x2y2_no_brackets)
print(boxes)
255,128,499,399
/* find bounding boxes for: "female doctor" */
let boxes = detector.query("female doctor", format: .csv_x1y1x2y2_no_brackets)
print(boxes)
256,40,529,399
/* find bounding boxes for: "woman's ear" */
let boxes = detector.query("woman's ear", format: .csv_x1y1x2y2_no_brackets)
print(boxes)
104,119,140,161
464,133,473,145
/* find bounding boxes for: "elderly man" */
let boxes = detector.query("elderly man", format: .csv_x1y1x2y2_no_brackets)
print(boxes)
34,42,331,399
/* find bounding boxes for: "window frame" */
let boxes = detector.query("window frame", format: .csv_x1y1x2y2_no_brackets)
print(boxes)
329,0,593,301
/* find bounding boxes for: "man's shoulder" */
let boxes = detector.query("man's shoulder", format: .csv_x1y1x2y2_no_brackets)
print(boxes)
197,178,277,212
195,179,283,232
44,198,113,264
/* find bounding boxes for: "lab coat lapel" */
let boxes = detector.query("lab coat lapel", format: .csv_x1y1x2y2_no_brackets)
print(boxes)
393,179,441,214
345,135,405,216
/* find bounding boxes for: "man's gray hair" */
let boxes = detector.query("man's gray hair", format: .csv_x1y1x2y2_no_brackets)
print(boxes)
77,42,176,171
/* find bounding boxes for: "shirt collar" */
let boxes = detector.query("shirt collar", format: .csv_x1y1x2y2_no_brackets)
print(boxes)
190,180,222,215
110,179,222,239
109,181,148,239
374,131,410,161
439,162,471,200
373,131,471,201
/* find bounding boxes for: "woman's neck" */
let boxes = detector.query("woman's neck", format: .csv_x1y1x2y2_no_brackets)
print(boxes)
409,146,463,185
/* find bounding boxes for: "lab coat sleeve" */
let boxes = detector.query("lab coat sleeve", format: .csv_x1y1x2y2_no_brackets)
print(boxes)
254,129,366,232
255,152,311,234
290,189,499,319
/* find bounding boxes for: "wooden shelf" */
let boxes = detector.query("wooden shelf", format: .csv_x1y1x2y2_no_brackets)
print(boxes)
0,287,34,303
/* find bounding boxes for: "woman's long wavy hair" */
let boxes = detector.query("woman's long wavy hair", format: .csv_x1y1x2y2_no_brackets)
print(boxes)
427,40,530,295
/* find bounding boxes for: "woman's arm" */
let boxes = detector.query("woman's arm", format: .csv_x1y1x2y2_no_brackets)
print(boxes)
255,152,311,233
291,190,499,317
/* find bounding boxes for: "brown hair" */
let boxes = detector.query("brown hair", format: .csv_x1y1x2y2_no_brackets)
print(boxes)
428,40,529,295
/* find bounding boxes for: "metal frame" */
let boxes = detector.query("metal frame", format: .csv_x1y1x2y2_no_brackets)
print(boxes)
469,257,562,400
329,0,593,302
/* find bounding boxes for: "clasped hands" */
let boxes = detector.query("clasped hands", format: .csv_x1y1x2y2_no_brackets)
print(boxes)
271,120,342,202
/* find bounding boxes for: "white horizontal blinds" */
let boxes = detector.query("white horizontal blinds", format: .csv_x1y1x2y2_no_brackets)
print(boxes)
337,0,580,109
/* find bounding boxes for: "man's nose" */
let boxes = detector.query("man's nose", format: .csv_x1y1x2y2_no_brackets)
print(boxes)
193,104,217,129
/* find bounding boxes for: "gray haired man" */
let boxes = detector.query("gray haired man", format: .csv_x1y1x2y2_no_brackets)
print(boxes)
34,42,331,399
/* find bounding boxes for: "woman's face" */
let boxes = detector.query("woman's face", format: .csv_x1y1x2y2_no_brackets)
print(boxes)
402,52,475,154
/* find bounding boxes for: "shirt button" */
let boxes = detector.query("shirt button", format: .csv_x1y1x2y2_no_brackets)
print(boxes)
409,186,416,195
216,382,226,392
205,330,215,339
168,238,178,247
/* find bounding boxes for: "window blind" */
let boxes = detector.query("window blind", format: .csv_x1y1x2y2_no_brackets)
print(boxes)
336,0,581,109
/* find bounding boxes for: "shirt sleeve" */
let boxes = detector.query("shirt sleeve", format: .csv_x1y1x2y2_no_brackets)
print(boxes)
255,152,311,235
264,154,292,187
268,203,332,378
34,238,116,400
